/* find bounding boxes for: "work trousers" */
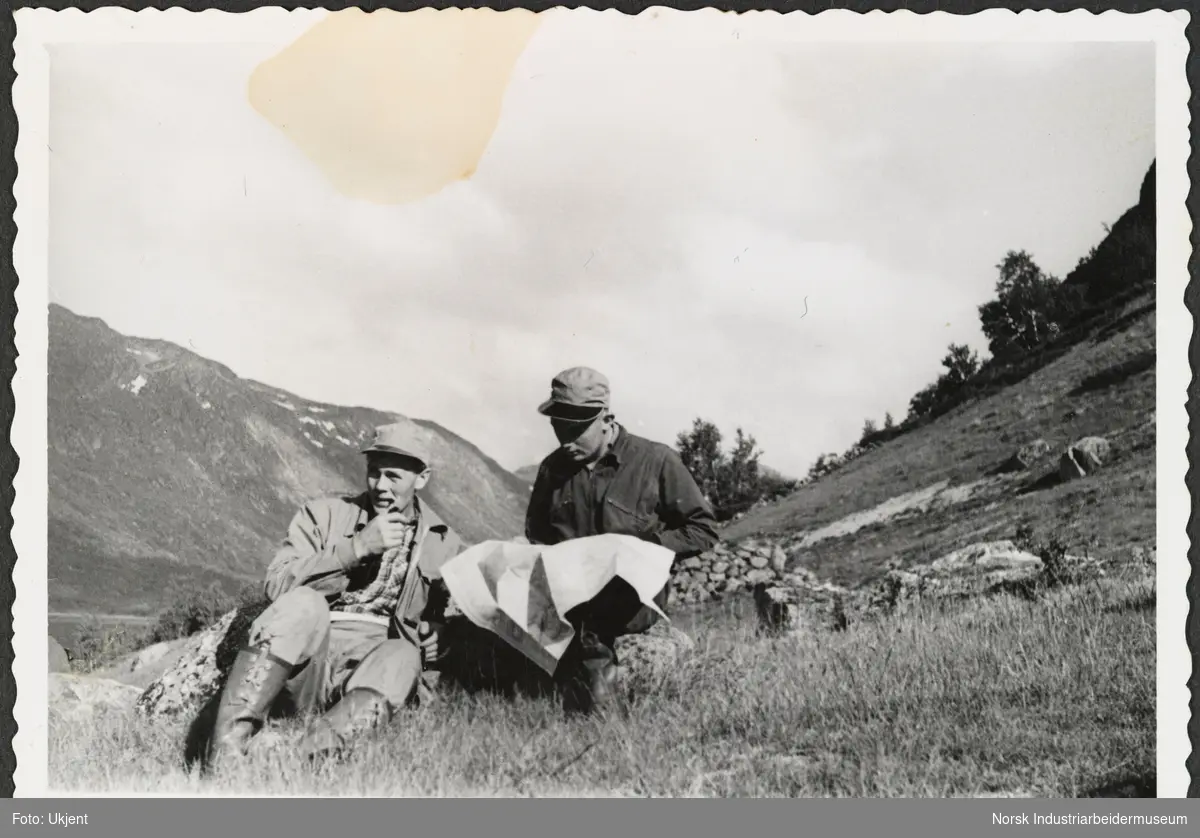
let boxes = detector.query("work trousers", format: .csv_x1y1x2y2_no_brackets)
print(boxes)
247,586,423,715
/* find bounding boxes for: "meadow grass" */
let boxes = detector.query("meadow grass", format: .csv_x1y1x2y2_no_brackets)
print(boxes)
49,568,1154,797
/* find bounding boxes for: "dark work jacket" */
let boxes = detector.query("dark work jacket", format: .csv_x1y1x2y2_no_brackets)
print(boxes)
524,425,719,560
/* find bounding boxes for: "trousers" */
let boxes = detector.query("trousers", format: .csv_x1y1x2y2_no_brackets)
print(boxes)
246,586,423,715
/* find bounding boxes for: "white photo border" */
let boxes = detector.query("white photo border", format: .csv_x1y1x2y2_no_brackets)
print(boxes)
9,5,1193,797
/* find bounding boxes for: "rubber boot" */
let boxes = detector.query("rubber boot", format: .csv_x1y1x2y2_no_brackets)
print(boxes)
202,646,292,773
561,633,622,717
296,687,392,762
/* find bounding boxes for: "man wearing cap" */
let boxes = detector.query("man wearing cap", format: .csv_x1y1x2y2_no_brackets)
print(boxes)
191,422,464,772
525,366,718,713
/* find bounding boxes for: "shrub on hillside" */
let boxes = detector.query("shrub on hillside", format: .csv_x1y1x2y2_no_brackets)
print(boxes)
145,579,265,645
907,343,984,421
676,419,799,520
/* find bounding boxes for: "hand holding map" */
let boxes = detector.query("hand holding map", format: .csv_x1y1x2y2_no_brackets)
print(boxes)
438,534,676,675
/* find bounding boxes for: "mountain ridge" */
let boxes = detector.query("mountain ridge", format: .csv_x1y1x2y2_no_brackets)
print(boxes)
48,304,529,617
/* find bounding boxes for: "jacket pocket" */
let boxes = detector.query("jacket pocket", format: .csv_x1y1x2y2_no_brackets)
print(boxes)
602,494,656,536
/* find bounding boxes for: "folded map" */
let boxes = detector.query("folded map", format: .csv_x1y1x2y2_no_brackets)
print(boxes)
438,534,676,675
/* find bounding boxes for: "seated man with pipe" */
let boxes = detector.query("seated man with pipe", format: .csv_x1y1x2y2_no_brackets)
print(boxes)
191,423,462,771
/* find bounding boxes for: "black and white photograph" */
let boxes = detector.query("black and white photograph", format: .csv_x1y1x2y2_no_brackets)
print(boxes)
8,6,1192,800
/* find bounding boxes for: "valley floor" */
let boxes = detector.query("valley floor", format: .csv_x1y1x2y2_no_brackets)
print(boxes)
49,564,1155,798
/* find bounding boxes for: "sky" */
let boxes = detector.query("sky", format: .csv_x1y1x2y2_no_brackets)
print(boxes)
47,10,1156,478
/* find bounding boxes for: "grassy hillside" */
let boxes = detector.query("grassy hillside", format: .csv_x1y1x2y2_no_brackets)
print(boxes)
719,291,1155,589
48,305,530,621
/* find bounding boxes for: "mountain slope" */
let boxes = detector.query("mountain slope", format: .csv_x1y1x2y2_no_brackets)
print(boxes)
715,161,1157,587
48,305,529,615
719,291,1155,587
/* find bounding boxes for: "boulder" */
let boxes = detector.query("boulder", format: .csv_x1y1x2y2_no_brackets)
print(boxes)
679,556,703,571
96,637,193,690
749,555,769,570
48,636,71,673
863,540,1104,616
127,641,174,673
614,622,695,694
924,541,1043,576
135,603,270,720
50,673,142,721
753,581,850,635
1059,436,1111,481
997,438,1052,473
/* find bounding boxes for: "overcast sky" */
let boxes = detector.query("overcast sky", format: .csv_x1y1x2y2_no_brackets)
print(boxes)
48,11,1155,478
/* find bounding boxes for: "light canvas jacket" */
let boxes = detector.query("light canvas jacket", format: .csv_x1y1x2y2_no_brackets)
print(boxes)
263,492,465,651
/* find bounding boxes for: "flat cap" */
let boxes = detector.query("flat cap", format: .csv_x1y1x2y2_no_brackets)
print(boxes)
537,366,610,421
361,422,432,469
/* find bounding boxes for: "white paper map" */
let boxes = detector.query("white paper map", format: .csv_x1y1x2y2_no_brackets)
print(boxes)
438,534,676,675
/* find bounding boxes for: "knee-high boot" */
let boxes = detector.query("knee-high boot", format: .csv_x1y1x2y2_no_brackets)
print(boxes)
199,646,292,772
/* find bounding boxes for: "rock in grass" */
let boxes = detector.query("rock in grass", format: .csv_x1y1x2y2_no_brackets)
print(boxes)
614,623,696,694
1059,436,1111,481
50,673,142,721
753,581,850,635
997,438,1052,473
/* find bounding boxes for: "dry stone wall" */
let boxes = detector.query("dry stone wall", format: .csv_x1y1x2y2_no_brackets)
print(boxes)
668,538,795,605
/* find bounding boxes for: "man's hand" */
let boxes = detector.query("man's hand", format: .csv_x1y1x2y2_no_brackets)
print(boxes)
351,509,411,561
418,621,441,669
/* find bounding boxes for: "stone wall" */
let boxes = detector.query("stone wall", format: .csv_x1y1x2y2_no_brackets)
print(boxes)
669,537,796,605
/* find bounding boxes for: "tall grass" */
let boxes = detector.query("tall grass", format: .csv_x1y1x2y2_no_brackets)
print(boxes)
50,571,1154,797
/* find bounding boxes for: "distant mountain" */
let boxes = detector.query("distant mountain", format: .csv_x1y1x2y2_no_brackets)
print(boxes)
48,305,530,616
513,464,540,484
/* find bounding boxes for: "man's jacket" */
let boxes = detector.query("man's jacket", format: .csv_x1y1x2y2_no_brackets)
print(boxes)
264,493,464,650
525,425,719,559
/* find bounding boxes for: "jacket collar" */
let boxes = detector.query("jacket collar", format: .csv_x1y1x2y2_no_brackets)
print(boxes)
413,495,451,539
602,423,628,466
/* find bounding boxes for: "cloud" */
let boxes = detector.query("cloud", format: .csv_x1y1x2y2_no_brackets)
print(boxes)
48,24,1155,478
